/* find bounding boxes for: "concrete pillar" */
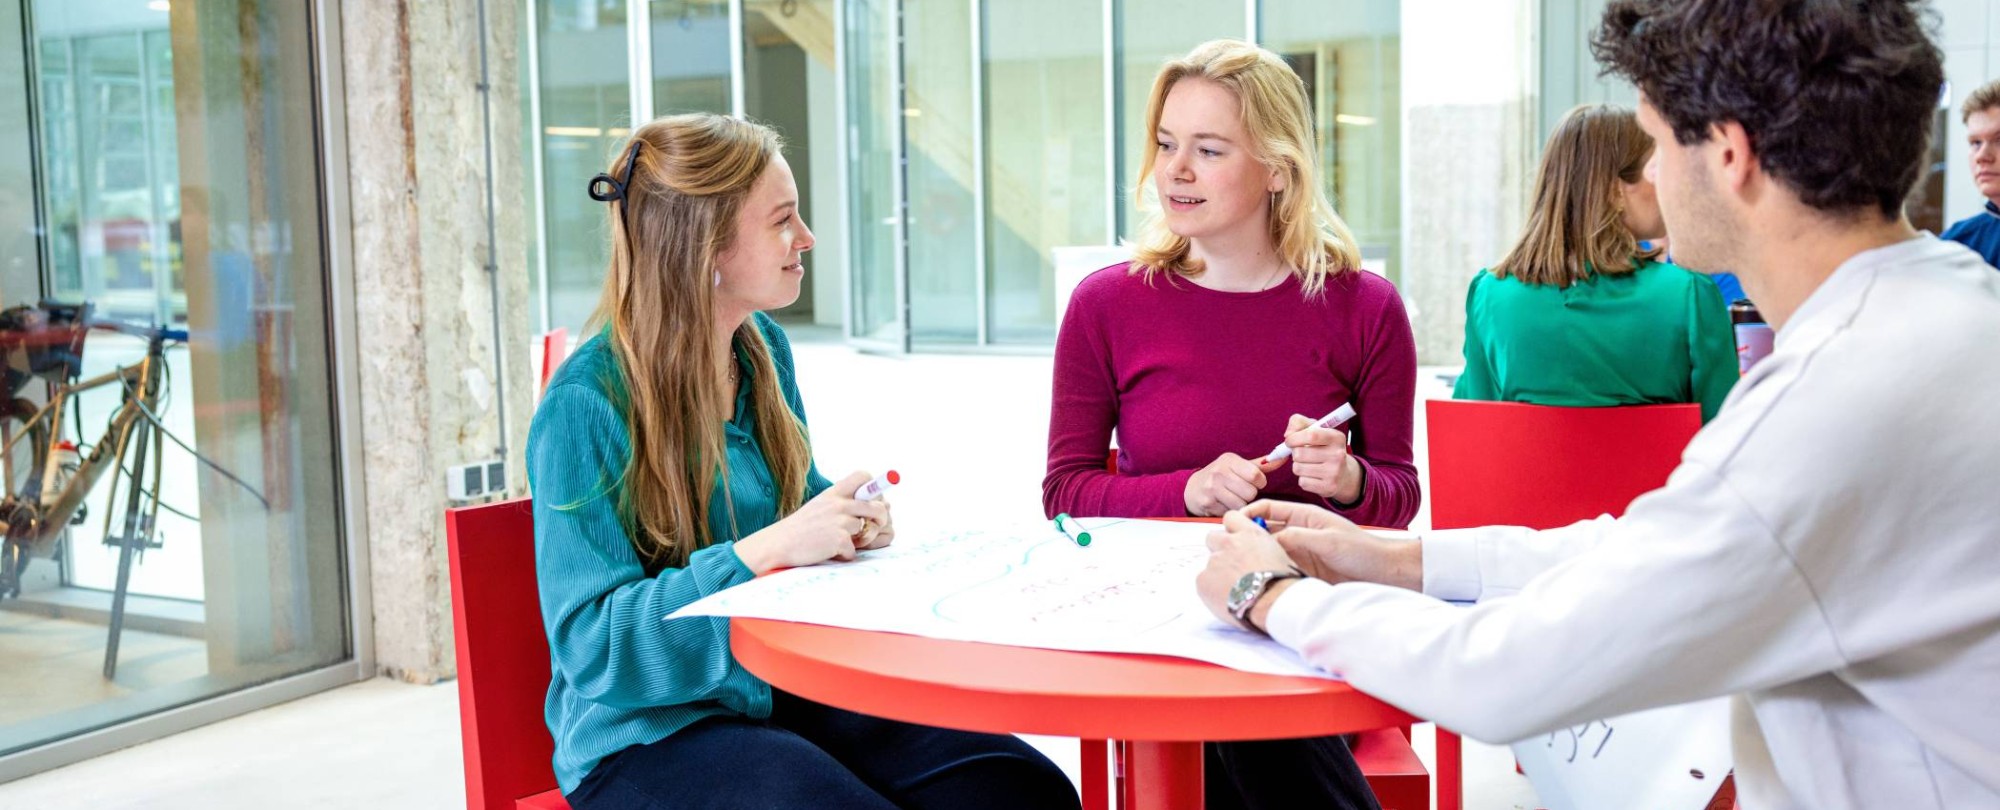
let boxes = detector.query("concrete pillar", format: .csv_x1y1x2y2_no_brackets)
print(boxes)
342,0,533,684
1399,0,1537,364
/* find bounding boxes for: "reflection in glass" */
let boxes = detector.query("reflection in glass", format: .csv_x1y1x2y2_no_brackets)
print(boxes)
1,0,345,758
983,0,1108,344
1260,0,1402,280
36,29,181,327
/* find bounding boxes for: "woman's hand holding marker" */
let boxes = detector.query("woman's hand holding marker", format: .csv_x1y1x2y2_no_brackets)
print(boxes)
1275,404,1364,505
1264,403,1355,462
735,471,889,574
852,470,898,551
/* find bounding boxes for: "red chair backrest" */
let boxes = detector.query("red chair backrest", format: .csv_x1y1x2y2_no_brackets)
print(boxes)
1426,400,1701,530
447,498,560,810
539,328,570,397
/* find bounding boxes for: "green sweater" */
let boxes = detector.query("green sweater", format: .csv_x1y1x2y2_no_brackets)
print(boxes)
525,313,831,794
1453,260,1737,422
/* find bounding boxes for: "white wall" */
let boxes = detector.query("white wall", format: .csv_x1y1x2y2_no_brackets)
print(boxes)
1937,0,2000,225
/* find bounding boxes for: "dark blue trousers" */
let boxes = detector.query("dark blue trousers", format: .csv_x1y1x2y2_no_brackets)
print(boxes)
1207,736,1381,810
566,689,1082,810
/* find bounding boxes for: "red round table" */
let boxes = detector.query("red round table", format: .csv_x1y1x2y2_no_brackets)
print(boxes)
731,617,1420,810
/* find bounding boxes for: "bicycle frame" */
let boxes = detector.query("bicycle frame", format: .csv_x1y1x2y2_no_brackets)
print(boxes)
0,342,164,563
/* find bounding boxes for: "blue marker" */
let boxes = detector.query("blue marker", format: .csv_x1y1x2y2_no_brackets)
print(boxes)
1253,517,1269,532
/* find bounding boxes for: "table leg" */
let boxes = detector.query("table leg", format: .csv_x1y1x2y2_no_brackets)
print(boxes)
1081,739,1109,810
1437,728,1463,810
1121,740,1203,810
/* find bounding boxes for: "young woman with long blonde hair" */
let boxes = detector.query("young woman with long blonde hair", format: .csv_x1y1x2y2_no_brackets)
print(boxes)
1043,39,1411,810
529,113,1077,809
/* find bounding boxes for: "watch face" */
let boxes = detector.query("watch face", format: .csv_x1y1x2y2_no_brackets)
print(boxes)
1228,571,1268,615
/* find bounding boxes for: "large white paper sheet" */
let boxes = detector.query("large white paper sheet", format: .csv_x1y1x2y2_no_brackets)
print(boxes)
1512,697,1735,810
668,518,1333,679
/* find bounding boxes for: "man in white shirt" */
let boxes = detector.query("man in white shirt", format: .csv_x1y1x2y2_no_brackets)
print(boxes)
1197,2,2000,808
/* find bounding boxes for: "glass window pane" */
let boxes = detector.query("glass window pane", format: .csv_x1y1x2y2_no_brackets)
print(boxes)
4,0,348,756
904,0,976,344
649,0,730,115
983,0,1107,344
845,0,900,344
534,1,631,336
1116,1,1244,241
1260,0,1402,281
2,3,37,305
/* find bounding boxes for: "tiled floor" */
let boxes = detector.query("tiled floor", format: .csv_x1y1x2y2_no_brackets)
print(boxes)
0,333,1542,809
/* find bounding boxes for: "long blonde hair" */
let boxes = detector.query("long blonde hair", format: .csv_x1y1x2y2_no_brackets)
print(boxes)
584,114,813,571
1130,39,1361,297
1491,104,1662,287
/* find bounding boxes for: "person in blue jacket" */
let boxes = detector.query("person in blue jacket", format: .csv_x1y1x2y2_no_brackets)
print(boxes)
1942,78,2000,269
527,113,1079,810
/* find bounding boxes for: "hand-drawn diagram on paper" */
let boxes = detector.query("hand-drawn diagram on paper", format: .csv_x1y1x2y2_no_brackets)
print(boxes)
668,518,1331,679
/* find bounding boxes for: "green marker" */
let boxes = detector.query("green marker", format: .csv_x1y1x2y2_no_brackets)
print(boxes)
1054,513,1092,547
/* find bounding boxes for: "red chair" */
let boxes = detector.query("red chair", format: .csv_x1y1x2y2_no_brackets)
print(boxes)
446,498,571,810
538,328,570,399
1426,400,1700,531
1425,400,1703,810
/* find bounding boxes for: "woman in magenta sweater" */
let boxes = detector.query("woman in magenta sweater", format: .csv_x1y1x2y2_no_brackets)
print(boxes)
1044,40,1419,531
1043,39,1415,810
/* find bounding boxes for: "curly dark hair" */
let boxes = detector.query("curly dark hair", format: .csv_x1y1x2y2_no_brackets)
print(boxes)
1591,0,1944,219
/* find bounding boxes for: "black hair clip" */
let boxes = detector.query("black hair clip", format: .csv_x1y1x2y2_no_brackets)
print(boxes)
590,139,646,255
587,174,624,202
588,139,645,202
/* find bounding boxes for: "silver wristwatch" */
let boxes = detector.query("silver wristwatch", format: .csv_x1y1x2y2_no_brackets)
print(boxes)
1226,567,1304,632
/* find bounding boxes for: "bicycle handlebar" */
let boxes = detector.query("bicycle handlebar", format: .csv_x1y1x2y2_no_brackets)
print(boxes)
87,319,188,343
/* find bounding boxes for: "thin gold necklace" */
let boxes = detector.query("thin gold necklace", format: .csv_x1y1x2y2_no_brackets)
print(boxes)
1258,261,1289,291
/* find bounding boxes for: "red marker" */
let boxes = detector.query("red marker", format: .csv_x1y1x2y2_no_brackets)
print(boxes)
856,470,900,501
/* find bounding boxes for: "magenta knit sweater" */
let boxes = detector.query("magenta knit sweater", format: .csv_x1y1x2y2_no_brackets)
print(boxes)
1043,262,1420,529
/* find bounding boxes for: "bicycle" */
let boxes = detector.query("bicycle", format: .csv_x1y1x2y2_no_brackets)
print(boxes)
0,300,195,679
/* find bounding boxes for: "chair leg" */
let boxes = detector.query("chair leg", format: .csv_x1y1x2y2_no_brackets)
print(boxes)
1437,727,1463,810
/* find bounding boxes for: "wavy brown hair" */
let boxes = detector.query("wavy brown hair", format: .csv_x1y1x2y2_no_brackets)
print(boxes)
1130,39,1361,297
1491,104,1661,288
585,114,813,571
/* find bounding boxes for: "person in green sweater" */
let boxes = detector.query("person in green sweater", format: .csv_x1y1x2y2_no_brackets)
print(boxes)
527,114,1078,809
1455,103,1737,421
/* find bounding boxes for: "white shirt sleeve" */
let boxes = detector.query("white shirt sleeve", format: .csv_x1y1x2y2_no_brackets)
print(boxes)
1421,515,1618,601
1266,462,1850,743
